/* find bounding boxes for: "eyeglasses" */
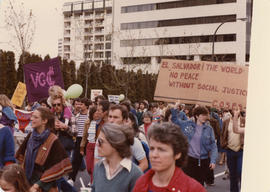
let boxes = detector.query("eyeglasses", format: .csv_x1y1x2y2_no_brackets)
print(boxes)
52,103,61,107
97,138,104,146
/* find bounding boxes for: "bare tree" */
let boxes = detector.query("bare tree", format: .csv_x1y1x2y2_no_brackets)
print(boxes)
4,0,35,73
100,27,154,97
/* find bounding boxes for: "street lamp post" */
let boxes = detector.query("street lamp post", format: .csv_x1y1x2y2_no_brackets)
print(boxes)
211,18,247,61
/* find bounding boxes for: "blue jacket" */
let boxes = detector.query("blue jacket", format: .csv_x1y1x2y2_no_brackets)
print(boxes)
0,126,15,168
177,110,188,121
171,108,218,164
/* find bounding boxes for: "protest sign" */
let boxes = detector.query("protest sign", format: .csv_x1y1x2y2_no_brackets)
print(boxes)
91,89,103,101
108,95,120,104
14,109,33,132
154,59,248,109
11,82,27,107
23,57,64,102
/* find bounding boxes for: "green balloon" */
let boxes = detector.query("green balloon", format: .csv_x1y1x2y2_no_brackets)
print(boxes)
66,84,83,98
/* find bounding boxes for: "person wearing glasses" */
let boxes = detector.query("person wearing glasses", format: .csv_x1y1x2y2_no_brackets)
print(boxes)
48,86,77,192
50,95,76,153
91,123,142,192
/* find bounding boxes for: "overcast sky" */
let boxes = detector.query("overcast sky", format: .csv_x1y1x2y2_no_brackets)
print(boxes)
0,0,68,59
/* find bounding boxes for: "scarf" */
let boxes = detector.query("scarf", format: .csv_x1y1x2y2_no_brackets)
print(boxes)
25,129,50,180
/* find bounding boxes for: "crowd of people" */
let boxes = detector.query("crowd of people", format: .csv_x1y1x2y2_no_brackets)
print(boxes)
0,86,246,192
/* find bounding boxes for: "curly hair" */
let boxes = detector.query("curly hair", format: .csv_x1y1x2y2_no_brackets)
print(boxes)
147,122,189,168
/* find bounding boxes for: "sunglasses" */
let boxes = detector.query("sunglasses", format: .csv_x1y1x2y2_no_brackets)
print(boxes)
52,103,61,107
97,138,104,146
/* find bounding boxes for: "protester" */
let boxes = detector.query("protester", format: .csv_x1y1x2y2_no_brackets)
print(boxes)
51,94,76,153
49,91,77,191
170,104,218,186
221,109,245,192
184,105,193,119
205,106,221,186
0,94,17,134
39,99,51,109
127,113,148,145
128,111,151,172
72,98,82,116
68,98,91,185
80,106,99,183
136,101,146,126
94,95,106,106
0,164,30,192
120,100,138,126
232,109,245,134
104,104,149,172
91,123,143,192
133,122,206,192
15,107,72,192
139,111,153,135
0,106,16,168
157,101,166,117
25,101,40,112
177,103,188,121
149,103,161,123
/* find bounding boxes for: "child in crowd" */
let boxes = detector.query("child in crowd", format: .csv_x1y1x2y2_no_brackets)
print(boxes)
0,164,30,192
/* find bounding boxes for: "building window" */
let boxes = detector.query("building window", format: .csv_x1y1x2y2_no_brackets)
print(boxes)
121,0,236,13
105,43,111,49
157,56,194,63
201,54,236,61
121,57,151,64
120,34,236,47
121,15,236,30
105,51,111,58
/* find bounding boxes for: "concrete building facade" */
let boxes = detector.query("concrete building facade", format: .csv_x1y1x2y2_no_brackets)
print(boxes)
62,0,113,68
112,0,251,73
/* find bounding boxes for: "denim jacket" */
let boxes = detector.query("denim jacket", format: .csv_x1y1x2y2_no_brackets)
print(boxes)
171,108,218,164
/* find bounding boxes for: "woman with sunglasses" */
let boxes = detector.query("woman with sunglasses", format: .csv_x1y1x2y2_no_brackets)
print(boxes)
16,107,72,192
133,122,206,192
91,123,143,192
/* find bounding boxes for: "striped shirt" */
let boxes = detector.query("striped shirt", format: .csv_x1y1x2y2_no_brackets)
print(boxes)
76,114,88,137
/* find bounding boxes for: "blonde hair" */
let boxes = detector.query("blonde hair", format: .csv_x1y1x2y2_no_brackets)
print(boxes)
0,94,13,108
48,85,66,107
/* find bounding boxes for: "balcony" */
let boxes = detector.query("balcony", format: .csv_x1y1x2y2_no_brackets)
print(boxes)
64,32,71,37
95,30,104,35
105,0,112,8
84,15,93,19
95,22,104,27
95,13,104,19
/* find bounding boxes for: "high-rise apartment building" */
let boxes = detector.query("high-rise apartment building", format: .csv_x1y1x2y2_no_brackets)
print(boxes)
58,38,63,57
112,0,252,73
62,0,112,68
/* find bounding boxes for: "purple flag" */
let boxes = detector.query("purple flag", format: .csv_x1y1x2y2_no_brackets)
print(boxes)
24,57,64,102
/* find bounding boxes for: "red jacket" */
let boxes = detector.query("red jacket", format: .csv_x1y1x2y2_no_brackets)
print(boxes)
133,167,206,192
